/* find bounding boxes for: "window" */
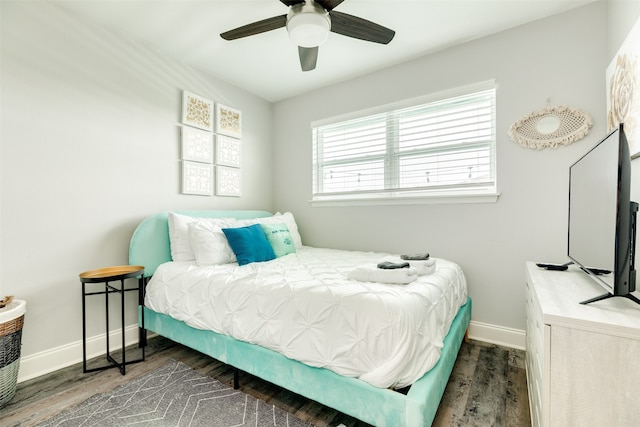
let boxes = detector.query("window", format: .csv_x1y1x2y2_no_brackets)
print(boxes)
312,82,497,205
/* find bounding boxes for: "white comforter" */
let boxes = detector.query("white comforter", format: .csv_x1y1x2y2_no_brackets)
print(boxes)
145,246,468,389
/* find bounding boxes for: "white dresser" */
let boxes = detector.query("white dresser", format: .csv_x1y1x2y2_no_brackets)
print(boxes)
525,262,640,427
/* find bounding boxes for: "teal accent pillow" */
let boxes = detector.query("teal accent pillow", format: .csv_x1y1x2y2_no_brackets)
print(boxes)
222,224,276,266
261,223,296,258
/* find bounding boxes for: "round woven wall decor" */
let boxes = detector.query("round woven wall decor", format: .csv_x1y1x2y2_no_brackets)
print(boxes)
508,105,592,149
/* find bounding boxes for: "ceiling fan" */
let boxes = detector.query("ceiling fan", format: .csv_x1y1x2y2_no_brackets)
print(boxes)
220,0,395,72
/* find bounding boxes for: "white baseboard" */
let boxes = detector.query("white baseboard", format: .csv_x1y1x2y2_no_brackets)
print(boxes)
468,320,525,350
17,325,142,383
17,321,526,383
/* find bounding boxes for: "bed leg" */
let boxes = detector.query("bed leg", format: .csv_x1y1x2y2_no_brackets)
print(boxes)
464,328,469,343
233,368,240,389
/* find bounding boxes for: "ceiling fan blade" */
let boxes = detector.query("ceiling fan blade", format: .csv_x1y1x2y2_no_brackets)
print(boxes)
280,0,305,6
329,10,395,44
220,15,287,40
314,0,345,12
299,46,318,71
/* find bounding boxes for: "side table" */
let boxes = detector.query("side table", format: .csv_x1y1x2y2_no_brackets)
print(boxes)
79,265,145,375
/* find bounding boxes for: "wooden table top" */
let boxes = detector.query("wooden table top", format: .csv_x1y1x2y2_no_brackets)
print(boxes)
79,265,144,283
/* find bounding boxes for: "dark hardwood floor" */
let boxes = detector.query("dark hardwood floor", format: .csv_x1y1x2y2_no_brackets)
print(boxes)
3,336,530,427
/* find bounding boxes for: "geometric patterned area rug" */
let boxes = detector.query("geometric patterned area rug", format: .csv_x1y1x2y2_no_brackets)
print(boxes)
35,360,315,426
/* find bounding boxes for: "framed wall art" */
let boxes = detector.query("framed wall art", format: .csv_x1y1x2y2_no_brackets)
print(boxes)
215,135,241,168
216,103,242,138
182,91,214,132
182,126,213,163
216,165,241,197
182,161,213,196
606,15,640,158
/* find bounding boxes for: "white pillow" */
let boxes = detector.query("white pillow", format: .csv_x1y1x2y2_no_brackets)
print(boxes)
167,212,235,261
188,220,237,265
236,212,303,249
168,212,197,261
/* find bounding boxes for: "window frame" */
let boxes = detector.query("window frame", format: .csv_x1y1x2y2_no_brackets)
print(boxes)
311,80,500,206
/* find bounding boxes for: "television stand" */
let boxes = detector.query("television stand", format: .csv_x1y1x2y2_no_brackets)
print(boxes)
526,262,640,426
580,202,638,306
580,292,640,305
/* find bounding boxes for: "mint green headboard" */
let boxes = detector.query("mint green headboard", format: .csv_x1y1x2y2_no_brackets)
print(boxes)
129,210,273,277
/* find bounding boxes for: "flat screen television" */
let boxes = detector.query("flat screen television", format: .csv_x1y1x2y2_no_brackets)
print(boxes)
568,123,639,305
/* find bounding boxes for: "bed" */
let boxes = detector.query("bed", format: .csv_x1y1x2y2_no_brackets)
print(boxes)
129,210,472,427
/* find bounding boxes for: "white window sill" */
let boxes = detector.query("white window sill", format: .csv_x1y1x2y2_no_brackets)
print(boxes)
310,192,500,207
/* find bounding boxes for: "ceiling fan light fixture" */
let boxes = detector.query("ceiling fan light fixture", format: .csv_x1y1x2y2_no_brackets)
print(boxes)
287,4,330,48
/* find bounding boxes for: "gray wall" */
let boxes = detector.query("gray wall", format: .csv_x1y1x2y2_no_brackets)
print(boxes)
272,2,609,332
608,1,640,57
1,1,273,374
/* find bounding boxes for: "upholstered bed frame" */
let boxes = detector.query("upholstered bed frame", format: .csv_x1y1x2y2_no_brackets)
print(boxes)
129,210,472,427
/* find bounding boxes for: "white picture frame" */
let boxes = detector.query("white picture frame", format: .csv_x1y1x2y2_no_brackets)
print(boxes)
216,166,241,197
215,103,242,138
182,161,213,196
182,126,213,163
182,91,214,132
215,135,241,167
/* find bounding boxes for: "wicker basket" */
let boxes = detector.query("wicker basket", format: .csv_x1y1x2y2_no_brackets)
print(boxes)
0,299,26,408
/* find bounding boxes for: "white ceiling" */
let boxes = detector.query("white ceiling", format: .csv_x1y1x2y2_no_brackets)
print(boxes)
55,0,597,102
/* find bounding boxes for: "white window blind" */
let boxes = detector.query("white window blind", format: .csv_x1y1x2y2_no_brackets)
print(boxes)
312,84,497,203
